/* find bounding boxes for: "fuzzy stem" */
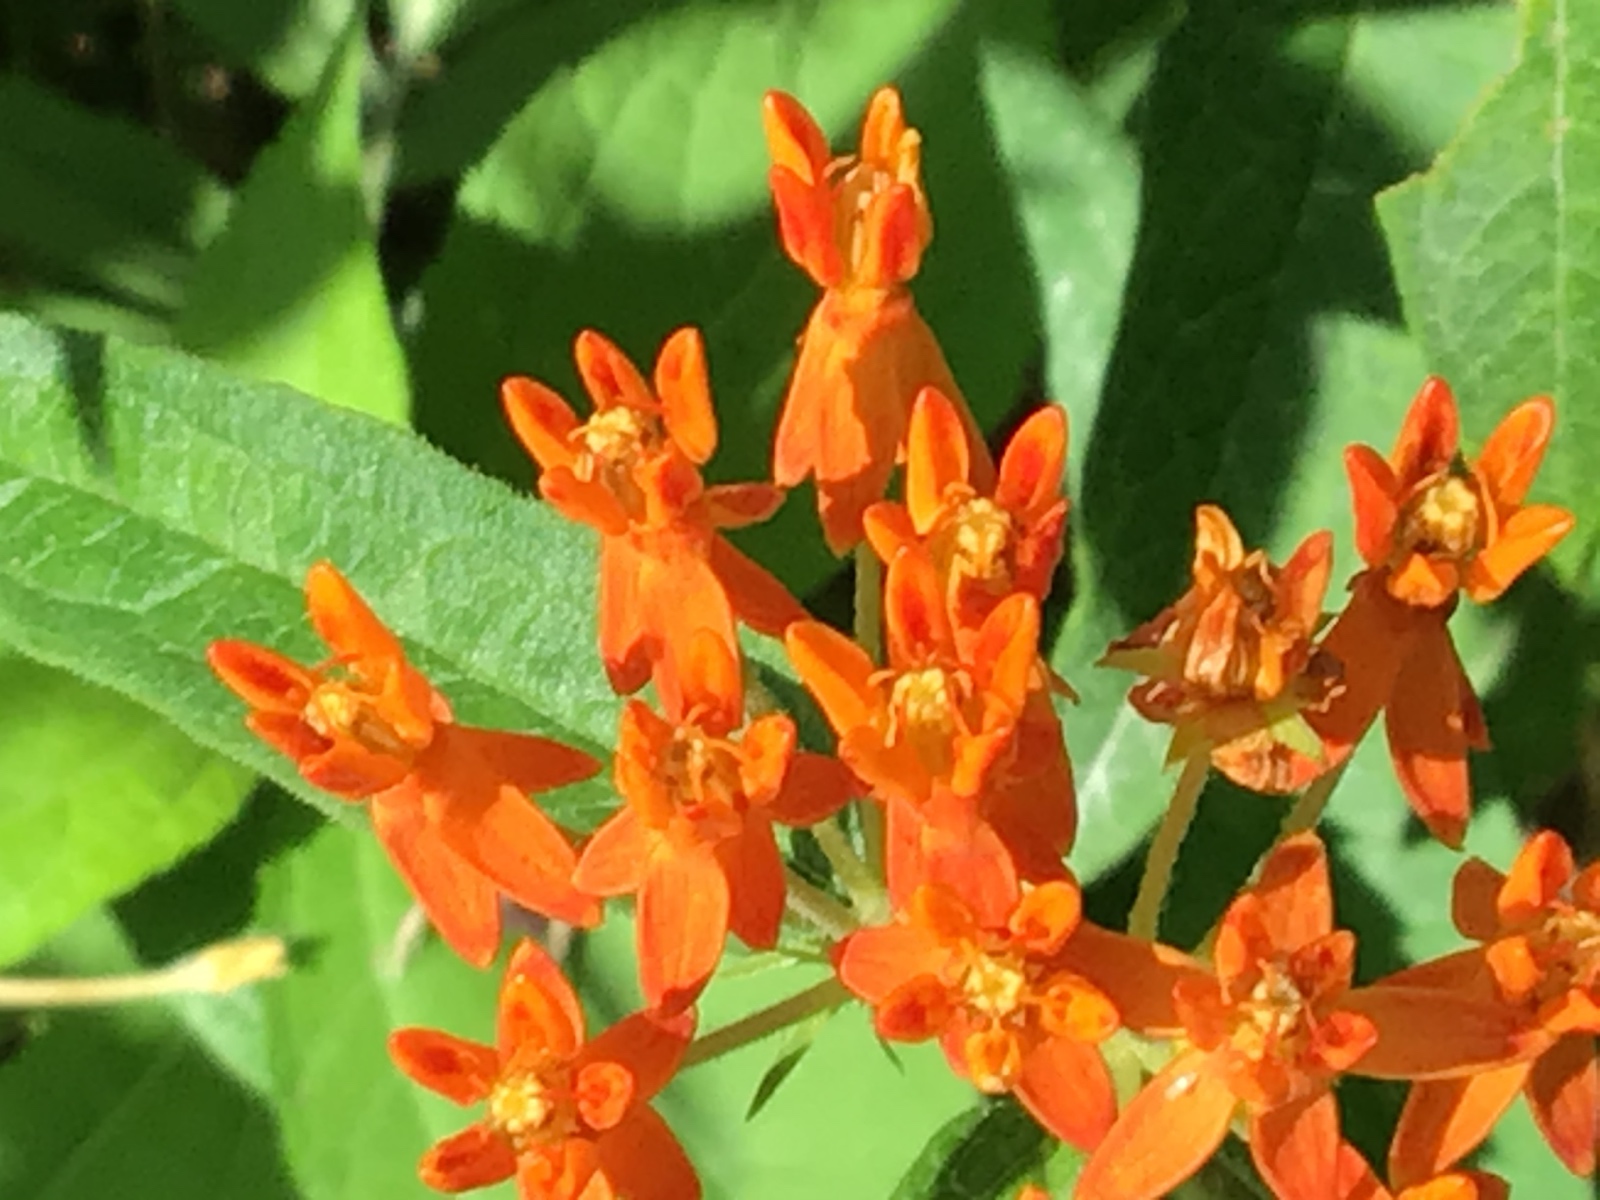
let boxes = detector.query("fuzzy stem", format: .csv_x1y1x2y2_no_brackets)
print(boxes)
810,820,887,923
852,543,887,881
784,867,859,941
1278,758,1348,840
681,976,851,1069
1128,752,1211,941
0,936,288,1009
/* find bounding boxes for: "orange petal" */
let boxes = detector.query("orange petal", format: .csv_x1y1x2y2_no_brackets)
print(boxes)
885,545,954,664
1497,829,1574,924
372,786,501,968
1007,879,1082,955
300,735,408,796
877,975,955,1041
902,792,1019,928
1451,857,1507,941
761,90,828,185
1340,986,1535,1078
541,466,631,536
860,85,909,167
1391,377,1459,486
767,163,842,288
1474,394,1554,508
1463,504,1575,602
502,375,581,471
835,923,950,1004
677,627,743,733
305,561,405,662
517,1138,602,1200
862,501,918,566
206,640,315,712
1073,1050,1235,1200
1386,552,1461,609
574,1061,634,1132
437,724,601,797
765,750,858,826
1524,1032,1598,1176
500,937,586,1060
1192,504,1244,577
1056,922,1207,1038
1278,530,1335,631
654,327,716,464
387,1028,499,1104
1307,574,1423,759
715,820,786,950
438,781,597,928
593,1106,702,1200
1346,444,1401,566
786,619,879,734
735,714,797,803
575,329,655,414
702,483,785,529
1252,831,1332,954
418,1123,517,1192
574,807,654,898
1384,624,1476,848
858,182,924,286
581,1008,695,1105
1014,1036,1116,1151
244,711,327,770
905,387,970,534
995,405,1067,521
638,844,729,1014
1334,1141,1388,1200
1387,1065,1529,1187
1250,1089,1340,1200
707,534,807,636
969,593,1040,717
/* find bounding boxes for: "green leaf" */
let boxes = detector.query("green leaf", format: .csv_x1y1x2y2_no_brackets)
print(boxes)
0,314,619,825
0,908,300,1200
1378,0,1600,587
0,654,251,968
889,1098,1048,1200
177,29,410,421
0,76,228,322
170,0,361,99
743,1005,835,1121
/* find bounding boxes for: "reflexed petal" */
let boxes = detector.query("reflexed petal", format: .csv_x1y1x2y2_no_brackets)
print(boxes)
305,560,404,662
594,1105,702,1200
575,329,654,414
543,465,631,536
502,375,581,471
785,620,879,734
994,405,1067,521
1391,377,1460,484
905,387,970,533
1463,504,1574,602
388,1029,498,1104
654,327,716,463
418,1123,517,1192
1384,625,1476,848
206,640,315,712
1388,1065,1528,1187
1497,828,1574,925
1525,1032,1598,1176
438,781,597,928
1474,394,1554,508
581,1008,695,1104
1341,986,1536,1078
573,807,654,897
1073,1050,1235,1200
836,923,950,1004
1345,444,1400,566
1307,575,1423,758
501,937,586,1060
1014,1036,1116,1151
1253,832,1333,954
764,750,858,826
598,536,650,694
1542,989,1600,1035
1250,1090,1339,1200
372,786,501,968
638,844,730,1013
518,1138,603,1200
1333,1141,1386,1200
885,546,954,664
708,534,807,637
437,724,600,797
716,820,786,950
1451,858,1507,941
905,792,1019,928
1056,922,1207,1037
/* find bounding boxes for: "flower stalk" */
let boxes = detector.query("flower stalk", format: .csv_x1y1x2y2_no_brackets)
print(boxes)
0,935,288,1009
1128,751,1210,940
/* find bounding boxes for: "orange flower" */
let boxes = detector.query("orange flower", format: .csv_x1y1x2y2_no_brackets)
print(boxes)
763,87,991,553
208,562,601,964
1335,1144,1506,1200
1075,833,1528,1200
1311,378,1573,845
836,881,1120,1151
787,546,1045,923
503,327,804,709
1387,830,1600,1182
572,632,856,1012
1101,505,1339,793
389,938,699,1200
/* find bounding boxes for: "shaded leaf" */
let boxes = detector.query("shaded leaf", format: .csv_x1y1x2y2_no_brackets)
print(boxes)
171,0,361,99
889,1097,1049,1200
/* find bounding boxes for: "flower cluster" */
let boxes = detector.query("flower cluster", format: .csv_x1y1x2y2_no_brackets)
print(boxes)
208,85,1580,1199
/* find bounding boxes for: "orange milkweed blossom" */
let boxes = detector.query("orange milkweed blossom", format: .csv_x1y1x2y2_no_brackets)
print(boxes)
764,86,992,553
1074,832,1533,1200
503,326,805,711
1309,377,1574,846
207,562,601,965
1101,504,1340,793
389,938,699,1200
1386,829,1600,1182
835,880,1121,1151
572,632,857,1014
1335,1144,1506,1200
786,545,1047,924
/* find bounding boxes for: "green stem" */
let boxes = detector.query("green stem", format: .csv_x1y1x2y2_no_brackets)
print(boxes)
784,868,859,941
1128,752,1210,941
852,544,887,881
1278,758,1348,840
811,821,887,923
681,977,851,1069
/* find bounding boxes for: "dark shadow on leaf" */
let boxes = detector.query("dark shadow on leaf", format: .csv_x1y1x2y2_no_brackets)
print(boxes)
57,324,110,472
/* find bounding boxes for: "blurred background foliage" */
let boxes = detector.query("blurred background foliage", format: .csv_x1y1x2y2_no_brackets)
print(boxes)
0,0,1595,1197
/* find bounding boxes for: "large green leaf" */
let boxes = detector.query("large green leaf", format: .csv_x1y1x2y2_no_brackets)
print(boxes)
0,654,251,969
177,29,410,421
889,1098,1051,1200
1378,0,1600,588
0,314,618,825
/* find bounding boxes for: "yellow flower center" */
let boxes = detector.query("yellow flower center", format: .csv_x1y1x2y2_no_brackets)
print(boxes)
659,727,745,840
1527,907,1600,1002
959,950,1030,1020
1396,473,1485,563
884,666,973,750
570,407,667,518
487,1068,576,1152
945,497,1015,592
302,677,415,759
